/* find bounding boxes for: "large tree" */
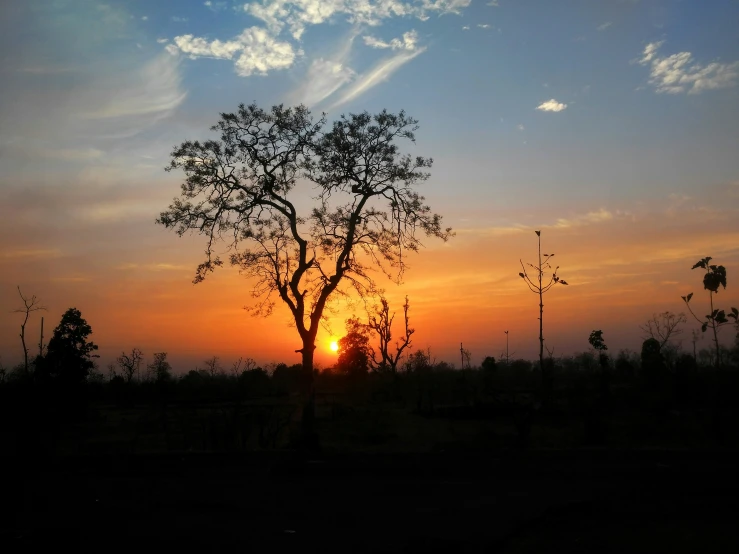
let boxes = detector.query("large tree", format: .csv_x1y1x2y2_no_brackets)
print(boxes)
157,103,451,374
37,308,99,384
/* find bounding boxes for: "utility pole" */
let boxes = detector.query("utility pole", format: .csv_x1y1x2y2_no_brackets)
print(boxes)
39,316,44,358
460,342,464,369
504,330,509,366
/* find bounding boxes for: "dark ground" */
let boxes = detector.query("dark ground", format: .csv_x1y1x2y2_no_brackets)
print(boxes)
2,450,738,553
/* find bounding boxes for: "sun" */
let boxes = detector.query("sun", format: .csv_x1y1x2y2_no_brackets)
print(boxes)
329,340,339,352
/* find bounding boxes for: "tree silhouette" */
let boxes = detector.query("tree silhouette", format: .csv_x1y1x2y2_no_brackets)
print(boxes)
12,286,46,374
681,257,738,368
640,311,687,349
38,308,99,384
518,230,568,389
367,294,414,373
117,348,144,383
337,318,372,377
157,103,451,378
147,352,172,383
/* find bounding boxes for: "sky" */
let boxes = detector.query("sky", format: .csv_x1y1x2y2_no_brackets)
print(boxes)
1,0,739,373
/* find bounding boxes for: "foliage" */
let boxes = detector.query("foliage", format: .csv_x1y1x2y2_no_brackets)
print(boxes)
682,257,738,368
337,318,372,377
588,330,608,352
147,352,173,383
157,103,451,372
36,308,99,385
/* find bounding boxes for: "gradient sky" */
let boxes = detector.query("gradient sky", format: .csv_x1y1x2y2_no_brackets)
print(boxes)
2,0,739,373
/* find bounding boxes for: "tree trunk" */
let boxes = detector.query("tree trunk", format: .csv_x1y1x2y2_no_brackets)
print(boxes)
298,336,319,452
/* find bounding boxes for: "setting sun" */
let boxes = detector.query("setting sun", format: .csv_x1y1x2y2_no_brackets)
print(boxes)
330,341,339,353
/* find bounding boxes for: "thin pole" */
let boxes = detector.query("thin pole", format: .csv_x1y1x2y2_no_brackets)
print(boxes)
460,342,464,369
39,316,44,358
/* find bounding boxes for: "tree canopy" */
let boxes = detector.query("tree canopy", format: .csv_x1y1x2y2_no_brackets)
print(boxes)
157,103,451,371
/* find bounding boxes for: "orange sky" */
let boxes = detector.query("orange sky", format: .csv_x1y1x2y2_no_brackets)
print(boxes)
2,181,738,373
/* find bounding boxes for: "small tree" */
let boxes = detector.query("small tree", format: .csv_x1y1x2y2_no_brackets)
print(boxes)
681,257,738,368
203,356,223,377
117,348,144,383
38,308,99,384
519,230,568,387
588,329,609,367
640,311,687,349
12,286,46,373
336,318,372,377
147,352,173,383
367,294,414,373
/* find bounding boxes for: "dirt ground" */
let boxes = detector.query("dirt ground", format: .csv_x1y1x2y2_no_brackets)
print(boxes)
1,450,738,553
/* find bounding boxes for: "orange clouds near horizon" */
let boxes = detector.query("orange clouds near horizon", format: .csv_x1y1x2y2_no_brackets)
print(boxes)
2,186,738,373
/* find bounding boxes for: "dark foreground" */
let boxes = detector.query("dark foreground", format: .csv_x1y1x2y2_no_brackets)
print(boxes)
2,450,738,553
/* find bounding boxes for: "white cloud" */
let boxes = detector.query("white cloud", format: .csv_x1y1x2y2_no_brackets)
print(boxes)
168,27,300,76
363,30,419,51
328,47,426,109
536,99,567,112
171,16,188,22
462,25,470,30
552,209,613,229
204,1,228,12
477,24,491,29
487,1,499,5
517,124,524,131
157,38,169,44
141,16,148,21
78,52,186,124
638,41,739,94
243,0,471,40
596,21,611,31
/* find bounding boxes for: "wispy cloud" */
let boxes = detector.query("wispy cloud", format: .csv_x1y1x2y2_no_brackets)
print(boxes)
517,123,525,131
171,16,188,22
597,21,612,31
487,1,500,6
80,52,186,122
477,24,491,29
363,30,419,51
167,28,300,77
328,47,426,110
637,40,739,94
462,25,470,30
204,1,227,11
287,33,357,107
536,98,568,112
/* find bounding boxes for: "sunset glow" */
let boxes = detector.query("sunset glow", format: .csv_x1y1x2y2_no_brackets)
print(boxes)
1,1,738,373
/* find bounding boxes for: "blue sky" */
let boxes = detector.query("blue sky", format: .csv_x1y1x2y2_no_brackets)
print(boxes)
1,0,738,369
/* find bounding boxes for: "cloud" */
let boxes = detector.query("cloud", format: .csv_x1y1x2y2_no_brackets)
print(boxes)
79,52,186,122
363,30,419,51
638,41,739,94
171,16,188,22
462,25,470,30
243,0,471,40
0,249,62,261
517,124,524,131
536,98,568,112
204,1,228,12
141,16,148,21
597,21,611,31
477,24,491,29
552,209,613,229
487,1,499,5
168,27,300,76
290,58,356,107
328,46,426,109
156,38,169,44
